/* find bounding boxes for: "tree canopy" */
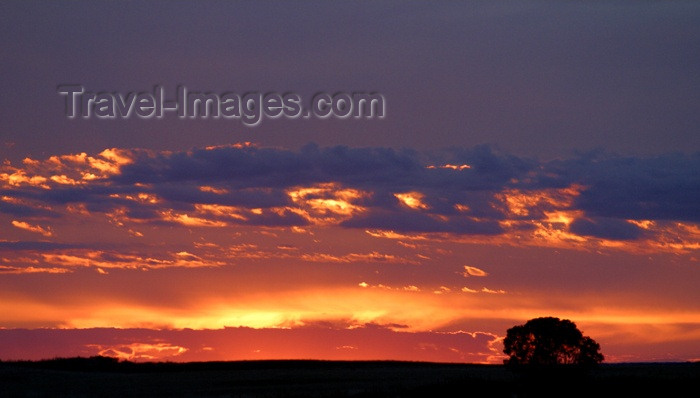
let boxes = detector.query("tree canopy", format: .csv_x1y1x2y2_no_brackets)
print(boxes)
503,317,604,366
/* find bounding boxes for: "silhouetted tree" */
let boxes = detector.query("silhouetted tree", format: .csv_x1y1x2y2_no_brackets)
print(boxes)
503,317,603,366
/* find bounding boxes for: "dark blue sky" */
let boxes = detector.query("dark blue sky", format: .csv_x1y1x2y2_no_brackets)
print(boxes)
1,0,699,161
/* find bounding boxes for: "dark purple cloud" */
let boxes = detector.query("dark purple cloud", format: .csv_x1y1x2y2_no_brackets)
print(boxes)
561,153,700,222
2,144,698,239
0,241,80,251
342,210,503,235
0,199,57,217
569,217,644,241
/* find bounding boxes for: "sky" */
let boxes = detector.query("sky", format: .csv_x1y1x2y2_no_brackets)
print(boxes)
0,1,698,364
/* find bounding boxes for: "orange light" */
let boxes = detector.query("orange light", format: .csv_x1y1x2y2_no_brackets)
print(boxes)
394,191,429,210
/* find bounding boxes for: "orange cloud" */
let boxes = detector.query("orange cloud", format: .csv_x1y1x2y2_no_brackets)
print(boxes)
394,191,429,210
0,169,49,188
195,204,248,221
462,265,488,277
90,342,188,361
481,287,507,294
199,185,229,194
49,174,82,185
358,282,422,292
0,265,70,274
301,251,418,265
365,230,427,241
35,250,225,271
11,220,53,237
496,184,583,217
426,164,471,170
159,210,229,227
288,183,368,225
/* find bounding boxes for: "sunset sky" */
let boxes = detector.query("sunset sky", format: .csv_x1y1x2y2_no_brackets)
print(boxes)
1,1,698,363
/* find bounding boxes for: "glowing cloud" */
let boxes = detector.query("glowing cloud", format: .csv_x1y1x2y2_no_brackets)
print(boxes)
462,265,488,277
199,185,229,195
481,287,506,294
288,183,368,225
91,342,188,361
159,211,229,227
11,220,53,237
426,164,471,170
394,192,429,210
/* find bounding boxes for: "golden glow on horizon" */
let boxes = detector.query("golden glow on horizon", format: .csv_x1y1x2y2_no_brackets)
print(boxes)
0,286,502,331
1,279,699,364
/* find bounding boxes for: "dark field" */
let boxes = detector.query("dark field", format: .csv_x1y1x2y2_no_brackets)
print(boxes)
1,358,697,397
